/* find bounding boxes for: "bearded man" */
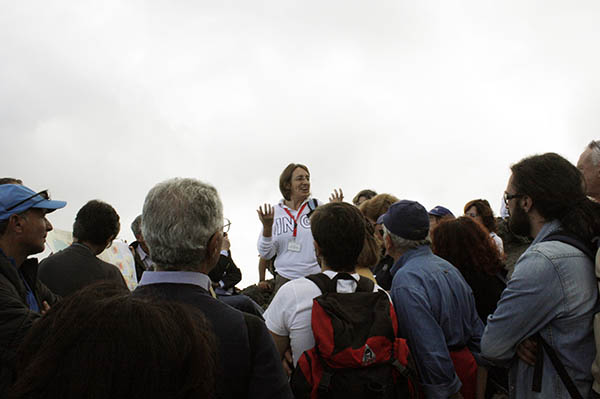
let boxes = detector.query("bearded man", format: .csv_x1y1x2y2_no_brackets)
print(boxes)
482,153,600,398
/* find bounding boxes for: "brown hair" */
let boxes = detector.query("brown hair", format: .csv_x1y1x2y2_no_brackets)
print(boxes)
279,163,309,200
359,193,399,222
352,189,377,206
431,216,504,275
356,215,381,269
464,199,496,233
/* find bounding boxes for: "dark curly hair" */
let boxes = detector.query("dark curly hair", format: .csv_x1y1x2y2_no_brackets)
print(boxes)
464,199,497,233
9,283,218,399
73,200,120,246
511,152,600,245
431,216,504,276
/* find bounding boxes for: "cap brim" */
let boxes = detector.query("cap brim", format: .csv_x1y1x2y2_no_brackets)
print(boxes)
31,199,67,212
376,214,385,225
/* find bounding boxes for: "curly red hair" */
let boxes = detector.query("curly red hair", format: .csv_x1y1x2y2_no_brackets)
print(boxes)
431,216,503,276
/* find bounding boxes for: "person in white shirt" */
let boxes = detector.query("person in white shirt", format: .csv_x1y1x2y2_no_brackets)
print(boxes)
257,163,342,293
264,202,382,373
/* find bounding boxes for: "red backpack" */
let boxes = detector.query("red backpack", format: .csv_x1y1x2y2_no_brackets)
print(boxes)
290,273,419,399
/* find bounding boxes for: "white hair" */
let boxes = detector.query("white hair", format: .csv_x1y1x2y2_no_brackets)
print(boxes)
383,225,430,251
587,140,600,167
142,178,223,271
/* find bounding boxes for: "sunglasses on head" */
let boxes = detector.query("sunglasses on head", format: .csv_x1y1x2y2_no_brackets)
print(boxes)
6,190,49,212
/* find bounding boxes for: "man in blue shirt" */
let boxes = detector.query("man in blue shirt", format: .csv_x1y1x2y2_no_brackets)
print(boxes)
0,184,66,394
482,153,600,398
132,177,291,399
380,200,485,399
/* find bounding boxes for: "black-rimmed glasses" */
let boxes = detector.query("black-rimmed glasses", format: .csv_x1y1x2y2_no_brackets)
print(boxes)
5,190,49,212
503,192,524,205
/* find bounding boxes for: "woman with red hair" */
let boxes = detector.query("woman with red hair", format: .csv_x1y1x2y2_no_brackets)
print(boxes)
431,216,506,323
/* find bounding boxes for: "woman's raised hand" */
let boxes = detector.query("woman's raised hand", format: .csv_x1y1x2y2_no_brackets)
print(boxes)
257,204,275,228
329,188,344,203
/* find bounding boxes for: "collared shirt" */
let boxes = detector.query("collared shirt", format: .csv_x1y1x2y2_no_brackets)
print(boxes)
138,271,212,291
482,220,598,398
135,244,154,270
390,245,485,399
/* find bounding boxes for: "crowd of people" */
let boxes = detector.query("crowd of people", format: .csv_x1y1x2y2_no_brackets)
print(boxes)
1,141,600,399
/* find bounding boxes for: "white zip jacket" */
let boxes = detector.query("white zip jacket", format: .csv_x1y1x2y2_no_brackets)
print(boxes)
257,198,321,280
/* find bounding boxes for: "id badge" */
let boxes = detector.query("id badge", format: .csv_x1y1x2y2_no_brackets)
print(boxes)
287,239,302,252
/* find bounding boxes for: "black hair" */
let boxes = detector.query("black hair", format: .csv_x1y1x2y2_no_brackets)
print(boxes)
9,282,218,399
310,202,366,272
511,152,600,244
72,200,120,245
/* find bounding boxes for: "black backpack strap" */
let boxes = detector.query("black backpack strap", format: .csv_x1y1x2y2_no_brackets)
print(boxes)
531,333,583,399
306,272,372,293
541,231,596,261
306,199,319,217
305,273,334,294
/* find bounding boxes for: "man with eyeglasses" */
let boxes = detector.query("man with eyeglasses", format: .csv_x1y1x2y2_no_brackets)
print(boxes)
577,140,600,202
132,178,291,399
482,153,600,398
208,223,265,318
0,184,66,394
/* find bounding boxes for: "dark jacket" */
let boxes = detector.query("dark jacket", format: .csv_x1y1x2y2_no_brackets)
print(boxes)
133,282,292,399
0,253,59,394
38,243,127,297
129,241,152,282
208,252,242,291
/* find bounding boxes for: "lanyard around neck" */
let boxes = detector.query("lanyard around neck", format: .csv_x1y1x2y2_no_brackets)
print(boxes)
282,202,308,238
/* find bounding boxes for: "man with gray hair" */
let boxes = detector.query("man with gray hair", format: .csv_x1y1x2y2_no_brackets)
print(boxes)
381,200,486,399
577,140,600,202
132,178,291,399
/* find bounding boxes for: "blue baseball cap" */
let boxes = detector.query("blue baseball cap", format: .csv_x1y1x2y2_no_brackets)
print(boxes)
428,205,454,218
378,200,430,240
0,184,66,221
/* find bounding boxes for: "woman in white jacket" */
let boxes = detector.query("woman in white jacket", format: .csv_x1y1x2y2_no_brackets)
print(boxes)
257,163,342,293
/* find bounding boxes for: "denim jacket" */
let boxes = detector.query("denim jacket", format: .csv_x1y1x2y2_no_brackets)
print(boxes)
481,220,598,398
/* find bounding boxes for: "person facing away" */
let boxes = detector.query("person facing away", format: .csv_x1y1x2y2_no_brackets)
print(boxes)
8,282,219,399
38,199,127,296
0,184,65,394
132,177,292,399
481,152,600,398
264,202,384,369
381,200,487,399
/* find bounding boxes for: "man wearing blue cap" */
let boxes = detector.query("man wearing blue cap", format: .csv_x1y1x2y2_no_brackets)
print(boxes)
381,200,486,399
428,205,455,231
0,184,66,393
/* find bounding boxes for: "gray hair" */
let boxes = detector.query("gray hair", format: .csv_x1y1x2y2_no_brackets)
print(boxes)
130,214,143,238
587,141,600,167
142,178,223,271
383,225,430,251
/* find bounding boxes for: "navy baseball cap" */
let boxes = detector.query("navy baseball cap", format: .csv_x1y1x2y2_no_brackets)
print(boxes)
378,200,430,240
428,205,454,218
0,184,66,221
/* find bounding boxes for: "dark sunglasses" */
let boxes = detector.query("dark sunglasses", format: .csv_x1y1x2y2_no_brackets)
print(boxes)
6,190,49,212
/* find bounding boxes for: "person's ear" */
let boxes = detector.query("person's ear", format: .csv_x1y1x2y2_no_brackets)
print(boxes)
520,195,533,213
207,232,223,259
9,214,25,234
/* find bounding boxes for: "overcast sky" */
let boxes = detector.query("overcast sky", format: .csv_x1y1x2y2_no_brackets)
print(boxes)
2,1,599,287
